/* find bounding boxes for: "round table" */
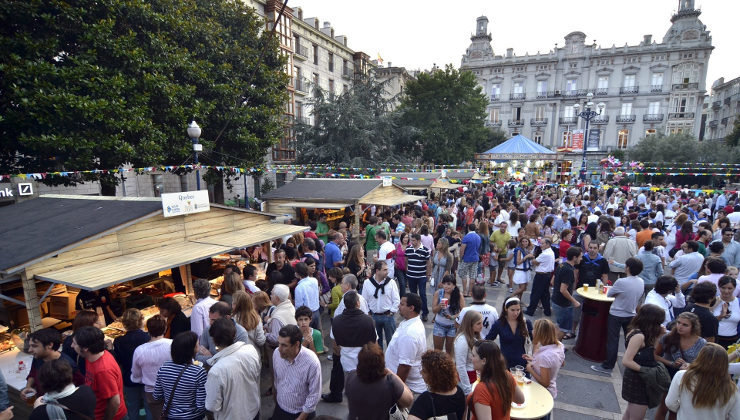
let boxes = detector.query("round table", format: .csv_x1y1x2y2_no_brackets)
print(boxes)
511,380,554,419
574,286,614,362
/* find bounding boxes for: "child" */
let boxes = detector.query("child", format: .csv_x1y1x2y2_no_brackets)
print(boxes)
727,266,739,280
296,305,324,354
504,239,517,293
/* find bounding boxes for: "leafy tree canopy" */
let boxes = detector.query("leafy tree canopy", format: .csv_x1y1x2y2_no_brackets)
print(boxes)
629,132,740,163
0,0,287,192
726,119,740,148
398,65,489,164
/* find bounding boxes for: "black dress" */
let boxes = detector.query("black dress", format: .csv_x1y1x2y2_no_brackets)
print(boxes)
621,330,657,405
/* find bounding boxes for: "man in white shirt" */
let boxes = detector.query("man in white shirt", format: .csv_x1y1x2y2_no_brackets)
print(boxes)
361,260,400,349
190,278,217,339
670,241,706,291
525,238,555,317
456,285,498,338
385,293,427,394
293,262,320,329
376,230,396,279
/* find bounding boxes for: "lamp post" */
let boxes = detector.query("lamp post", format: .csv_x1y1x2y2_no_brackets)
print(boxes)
573,92,605,182
187,120,202,190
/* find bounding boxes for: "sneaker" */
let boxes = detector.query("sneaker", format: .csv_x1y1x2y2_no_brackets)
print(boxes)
491,282,501,288
421,314,428,322
590,365,612,375
327,354,333,361
508,287,514,293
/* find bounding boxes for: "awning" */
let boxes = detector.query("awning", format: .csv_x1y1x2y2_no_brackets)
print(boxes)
430,180,460,190
285,201,349,210
361,194,424,207
36,223,307,291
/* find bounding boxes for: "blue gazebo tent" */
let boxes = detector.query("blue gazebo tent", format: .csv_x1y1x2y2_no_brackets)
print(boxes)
475,135,558,161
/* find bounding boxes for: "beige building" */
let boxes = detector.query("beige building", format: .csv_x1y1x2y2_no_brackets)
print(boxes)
704,76,740,141
375,65,415,109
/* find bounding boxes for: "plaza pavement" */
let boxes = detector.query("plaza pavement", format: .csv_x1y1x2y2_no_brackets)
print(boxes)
258,277,651,420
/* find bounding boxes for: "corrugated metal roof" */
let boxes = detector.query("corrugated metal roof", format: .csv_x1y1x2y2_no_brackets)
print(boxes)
261,178,382,201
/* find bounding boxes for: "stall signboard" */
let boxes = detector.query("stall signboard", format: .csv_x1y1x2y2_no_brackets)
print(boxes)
162,190,210,218
571,130,584,151
382,176,392,187
587,128,601,151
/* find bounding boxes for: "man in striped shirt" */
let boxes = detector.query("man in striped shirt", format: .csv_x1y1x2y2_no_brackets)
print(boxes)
272,325,322,420
405,233,431,322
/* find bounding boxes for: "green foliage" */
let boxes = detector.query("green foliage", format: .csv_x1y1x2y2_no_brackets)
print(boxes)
484,129,508,151
260,177,274,195
629,132,740,163
296,77,409,164
727,119,740,148
0,0,287,190
398,65,489,164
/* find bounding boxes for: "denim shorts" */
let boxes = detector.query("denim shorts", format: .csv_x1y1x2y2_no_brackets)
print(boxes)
551,301,574,333
433,321,457,337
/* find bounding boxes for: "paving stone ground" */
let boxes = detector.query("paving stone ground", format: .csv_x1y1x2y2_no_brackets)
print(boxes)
254,275,646,420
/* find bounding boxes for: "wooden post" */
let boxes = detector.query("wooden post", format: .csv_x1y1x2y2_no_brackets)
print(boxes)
267,241,273,264
353,201,361,239
179,265,193,296
20,270,43,332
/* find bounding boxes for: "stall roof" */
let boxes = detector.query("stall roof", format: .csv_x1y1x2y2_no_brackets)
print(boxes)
378,172,441,190
262,178,382,202
475,135,557,160
36,223,307,290
0,195,162,275
363,194,424,207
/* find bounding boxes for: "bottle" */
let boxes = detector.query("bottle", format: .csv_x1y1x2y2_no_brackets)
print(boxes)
17,360,24,373
596,279,603,293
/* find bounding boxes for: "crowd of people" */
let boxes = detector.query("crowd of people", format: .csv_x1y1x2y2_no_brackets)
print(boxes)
5,182,740,419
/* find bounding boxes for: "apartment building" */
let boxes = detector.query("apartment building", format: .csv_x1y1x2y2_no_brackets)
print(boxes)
704,76,740,141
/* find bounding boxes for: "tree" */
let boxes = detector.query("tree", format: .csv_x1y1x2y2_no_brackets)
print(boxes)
295,77,408,164
0,0,287,196
398,65,489,164
629,132,740,163
726,118,740,147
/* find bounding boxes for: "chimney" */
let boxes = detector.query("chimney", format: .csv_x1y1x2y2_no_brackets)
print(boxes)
506,48,514,58
643,34,652,45
387,62,392,68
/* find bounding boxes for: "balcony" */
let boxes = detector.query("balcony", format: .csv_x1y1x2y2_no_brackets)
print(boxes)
536,91,548,99
490,94,500,102
295,78,308,94
342,67,352,79
616,114,636,123
295,116,311,125
708,120,719,128
712,100,722,109
508,119,525,127
668,112,695,119
294,44,309,60
547,91,562,98
595,88,609,96
620,86,639,94
562,90,581,98
559,117,578,125
672,82,699,90
485,120,502,128
509,93,526,100
592,115,609,125
530,118,548,127
725,97,732,105
650,85,663,93
643,114,664,122
722,117,730,125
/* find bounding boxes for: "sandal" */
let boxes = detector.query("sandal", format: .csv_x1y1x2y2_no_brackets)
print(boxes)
562,333,576,340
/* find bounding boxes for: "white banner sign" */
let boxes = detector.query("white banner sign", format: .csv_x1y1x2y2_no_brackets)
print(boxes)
382,176,392,187
162,190,210,218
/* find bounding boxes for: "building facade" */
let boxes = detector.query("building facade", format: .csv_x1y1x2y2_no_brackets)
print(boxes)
461,0,713,155
704,76,740,141
375,65,416,110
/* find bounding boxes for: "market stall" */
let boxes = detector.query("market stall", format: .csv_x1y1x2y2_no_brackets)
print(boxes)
262,178,425,234
475,134,561,181
0,194,306,391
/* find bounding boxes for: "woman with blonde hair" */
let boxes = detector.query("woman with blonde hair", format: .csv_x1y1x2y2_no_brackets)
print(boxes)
220,271,244,306
665,343,740,419
232,290,265,347
431,237,453,289
252,291,274,324
454,310,483,395
524,319,565,418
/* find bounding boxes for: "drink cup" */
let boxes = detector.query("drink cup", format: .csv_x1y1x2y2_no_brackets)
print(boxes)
441,298,449,308
583,284,589,292
514,365,525,385
22,388,37,406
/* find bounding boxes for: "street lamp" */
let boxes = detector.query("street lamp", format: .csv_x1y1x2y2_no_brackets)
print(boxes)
573,92,605,182
187,120,203,190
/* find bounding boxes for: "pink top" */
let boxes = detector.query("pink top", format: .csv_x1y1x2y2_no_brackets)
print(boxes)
395,243,407,271
531,343,565,398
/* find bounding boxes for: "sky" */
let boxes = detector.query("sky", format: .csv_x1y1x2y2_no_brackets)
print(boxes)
294,0,738,93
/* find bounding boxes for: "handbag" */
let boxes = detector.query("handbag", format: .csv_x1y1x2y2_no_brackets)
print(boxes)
162,365,189,420
388,375,409,420
320,290,332,306
428,391,451,420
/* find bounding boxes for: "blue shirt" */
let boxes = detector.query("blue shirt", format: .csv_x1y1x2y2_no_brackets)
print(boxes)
325,242,342,269
461,232,481,263
485,318,533,369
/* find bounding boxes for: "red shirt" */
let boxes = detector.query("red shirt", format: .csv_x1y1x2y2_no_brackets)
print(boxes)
468,373,517,420
85,351,127,420
559,240,571,259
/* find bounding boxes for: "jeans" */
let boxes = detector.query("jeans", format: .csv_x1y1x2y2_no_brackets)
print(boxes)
526,272,552,316
144,392,163,420
396,269,407,297
372,314,397,349
407,276,428,316
602,314,633,370
123,385,152,420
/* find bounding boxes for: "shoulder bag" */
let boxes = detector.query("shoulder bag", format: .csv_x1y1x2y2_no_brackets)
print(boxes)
162,365,189,420
388,374,409,420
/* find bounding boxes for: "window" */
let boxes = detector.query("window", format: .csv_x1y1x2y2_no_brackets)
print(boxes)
490,108,500,122
621,103,633,116
491,84,501,96
623,75,636,88
598,76,609,89
618,129,630,149
537,80,547,95
625,56,639,64
668,122,693,134
343,59,349,76
652,54,666,61
563,105,575,118
566,79,577,92
570,63,578,69
295,35,301,51
513,106,522,121
514,65,526,72
329,79,334,95
491,67,503,74
343,84,348,93
671,93,696,113
313,44,319,65
598,59,613,66
645,129,657,136
651,73,663,86
673,63,700,84
537,64,550,71
648,101,661,114
513,81,523,94
534,133,543,144
312,72,319,89
535,105,546,120
681,52,694,59
328,53,334,72
562,131,572,147
296,102,303,119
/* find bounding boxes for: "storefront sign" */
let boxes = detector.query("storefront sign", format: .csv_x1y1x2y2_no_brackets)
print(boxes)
18,183,33,196
161,190,210,218
587,128,601,151
572,130,584,151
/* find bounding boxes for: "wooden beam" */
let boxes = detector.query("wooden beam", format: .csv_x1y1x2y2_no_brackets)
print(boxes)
21,270,42,332
353,201,361,239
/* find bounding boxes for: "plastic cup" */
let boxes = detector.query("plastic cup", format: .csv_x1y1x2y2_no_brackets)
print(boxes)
22,388,37,406
441,298,449,308
583,284,589,292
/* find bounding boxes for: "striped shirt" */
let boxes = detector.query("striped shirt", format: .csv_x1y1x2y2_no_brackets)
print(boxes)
272,347,322,414
405,245,431,279
153,361,207,420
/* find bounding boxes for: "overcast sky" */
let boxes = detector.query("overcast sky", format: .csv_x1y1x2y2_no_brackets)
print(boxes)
294,0,738,92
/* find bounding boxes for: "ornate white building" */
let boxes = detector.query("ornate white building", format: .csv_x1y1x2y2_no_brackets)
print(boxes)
461,0,713,154
704,76,740,141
